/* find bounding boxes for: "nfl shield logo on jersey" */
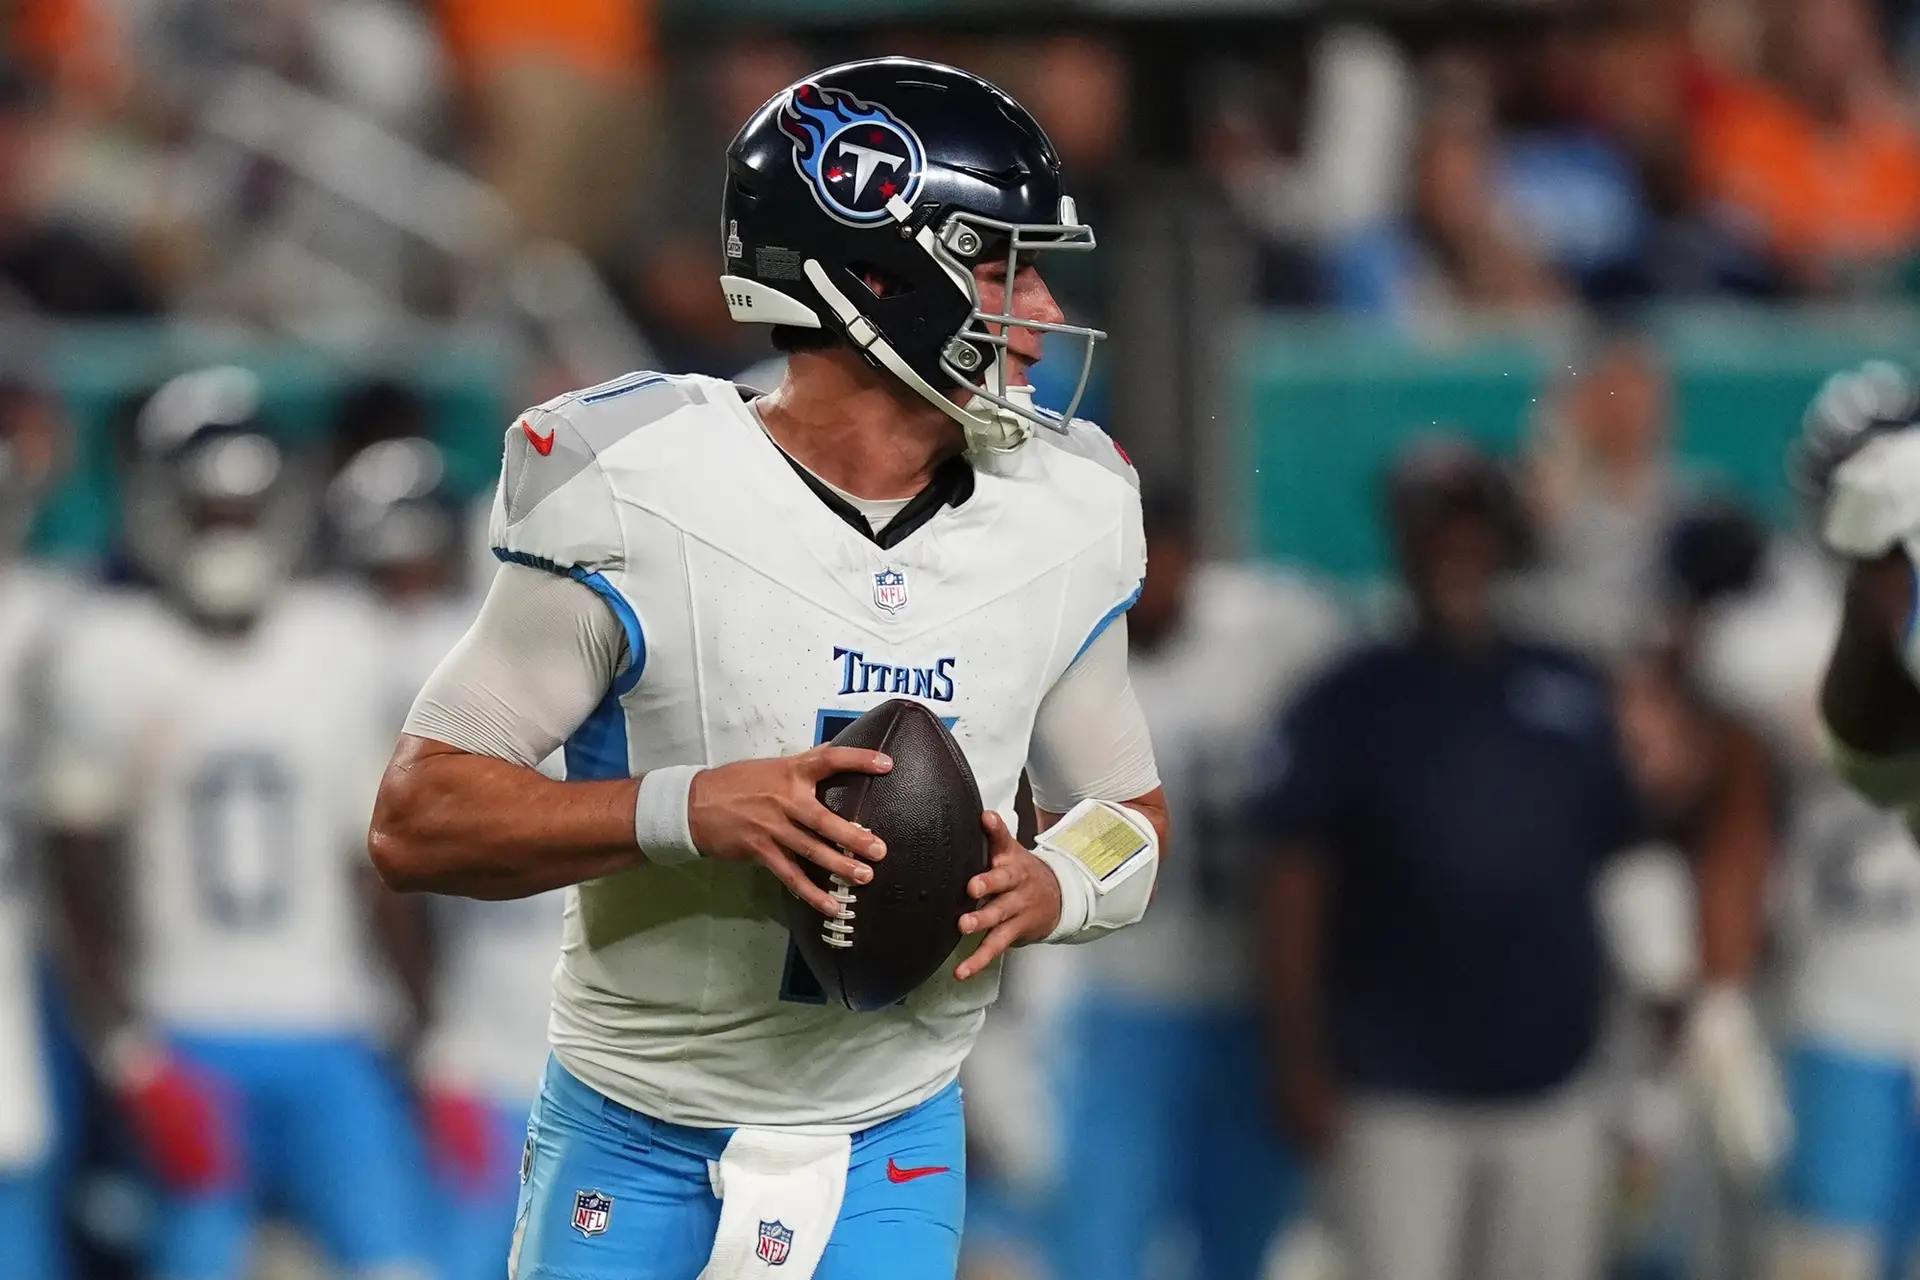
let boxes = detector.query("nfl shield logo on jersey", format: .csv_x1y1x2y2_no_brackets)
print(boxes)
872,567,908,614
571,1189,612,1237
757,1220,794,1265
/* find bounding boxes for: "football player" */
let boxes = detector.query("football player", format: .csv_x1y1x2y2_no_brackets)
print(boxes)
1046,492,1343,1280
0,377,75,1280
330,426,566,1280
368,58,1170,1280
41,367,430,1280
1776,361,1920,1279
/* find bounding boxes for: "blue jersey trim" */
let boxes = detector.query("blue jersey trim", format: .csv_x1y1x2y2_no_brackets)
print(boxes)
565,691,630,782
579,373,668,405
490,548,647,697
570,569,647,697
1906,554,1920,652
1070,582,1143,667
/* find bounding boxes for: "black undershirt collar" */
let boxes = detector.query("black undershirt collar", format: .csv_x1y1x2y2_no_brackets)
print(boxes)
747,391,975,549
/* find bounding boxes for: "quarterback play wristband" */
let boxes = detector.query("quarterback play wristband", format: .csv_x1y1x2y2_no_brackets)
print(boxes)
1033,798,1159,945
634,765,703,866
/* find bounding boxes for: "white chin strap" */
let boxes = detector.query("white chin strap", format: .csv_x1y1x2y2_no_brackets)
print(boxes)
801,259,1033,457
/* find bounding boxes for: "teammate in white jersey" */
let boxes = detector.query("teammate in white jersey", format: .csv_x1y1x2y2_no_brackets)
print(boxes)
1773,360,1920,1278
331,425,566,1280
42,368,429,1280
1049,493,1343,1280
368,58,1169,1280
0,379,74,1280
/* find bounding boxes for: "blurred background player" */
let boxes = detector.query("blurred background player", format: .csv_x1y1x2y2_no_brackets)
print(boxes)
1761,361,1920,1280
0,375,73,1280
38,367,430,1280
1045,490,1342,1280
1254,438,1646,1280
327,396,566,1280
1603,502,1787,1280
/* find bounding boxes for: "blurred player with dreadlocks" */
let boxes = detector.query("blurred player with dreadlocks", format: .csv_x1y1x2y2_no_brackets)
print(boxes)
41,368,431,1280
328,402,565,1280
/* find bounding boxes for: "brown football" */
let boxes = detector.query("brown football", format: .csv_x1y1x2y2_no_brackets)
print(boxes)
784,699,990,1012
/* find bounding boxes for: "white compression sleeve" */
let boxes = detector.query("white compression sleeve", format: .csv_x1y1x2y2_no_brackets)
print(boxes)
1026,619,1160,815
403,562,628,767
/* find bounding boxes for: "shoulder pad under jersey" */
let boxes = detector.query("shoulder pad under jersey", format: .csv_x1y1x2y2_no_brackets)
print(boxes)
489,372,712,575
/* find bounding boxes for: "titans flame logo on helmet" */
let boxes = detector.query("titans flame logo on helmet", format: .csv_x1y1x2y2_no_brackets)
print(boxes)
779,81,927,226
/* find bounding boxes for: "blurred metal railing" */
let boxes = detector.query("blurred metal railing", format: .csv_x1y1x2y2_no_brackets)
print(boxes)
188,66,657,381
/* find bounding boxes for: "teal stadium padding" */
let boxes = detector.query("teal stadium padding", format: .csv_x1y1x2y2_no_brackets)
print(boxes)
1240,308,1920,579
26,327,518,559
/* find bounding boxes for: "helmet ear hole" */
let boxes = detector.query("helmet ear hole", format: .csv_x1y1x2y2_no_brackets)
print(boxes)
849,263,915,300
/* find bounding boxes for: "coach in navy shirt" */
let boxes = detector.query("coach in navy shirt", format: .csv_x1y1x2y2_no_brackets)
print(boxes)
1256,437,1642,1280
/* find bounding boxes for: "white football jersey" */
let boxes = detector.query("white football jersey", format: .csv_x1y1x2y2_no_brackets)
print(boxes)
0,566,68,1168
1778,781,1920,1058
490,371,1144,1132
1693,541,1920,1055
1078,563,1343,1006
45,584,389,1035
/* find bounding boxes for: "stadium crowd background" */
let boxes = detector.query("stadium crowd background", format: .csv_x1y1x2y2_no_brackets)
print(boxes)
6,0,1920,1277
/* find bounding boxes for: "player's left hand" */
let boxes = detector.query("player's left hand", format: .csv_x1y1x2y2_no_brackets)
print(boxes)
955,811,1061,980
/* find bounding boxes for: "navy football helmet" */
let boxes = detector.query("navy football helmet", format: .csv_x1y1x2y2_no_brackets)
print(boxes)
124,367,308,625
721,58,1103,455
326,435,461,597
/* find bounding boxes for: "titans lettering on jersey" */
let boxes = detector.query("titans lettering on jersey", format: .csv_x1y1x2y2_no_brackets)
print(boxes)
489,369,1143,1133
834,647,956,700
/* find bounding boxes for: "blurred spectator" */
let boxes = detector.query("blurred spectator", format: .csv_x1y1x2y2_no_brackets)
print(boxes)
1256,436,1641,1280
1694,0,1920,296
1518,331,1688,661
435,0,655,256
1405,59,1571,320
1047,493,1343,1280
1565,6,1779,299
0,62,158,318
1203,28,1415,312
1334,53,1571,327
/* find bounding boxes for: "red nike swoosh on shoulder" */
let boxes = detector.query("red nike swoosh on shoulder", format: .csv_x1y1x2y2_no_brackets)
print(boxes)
522,420,556,456
886,1159,950,1183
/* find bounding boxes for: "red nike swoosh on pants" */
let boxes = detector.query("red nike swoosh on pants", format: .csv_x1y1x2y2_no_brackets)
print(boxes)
886,1159,950,1183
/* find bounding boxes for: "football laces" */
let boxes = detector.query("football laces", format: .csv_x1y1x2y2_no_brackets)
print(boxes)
822,875,858,949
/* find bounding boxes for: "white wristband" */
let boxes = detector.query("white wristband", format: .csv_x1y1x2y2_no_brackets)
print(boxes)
634,765,703,867
1034,845,1095,942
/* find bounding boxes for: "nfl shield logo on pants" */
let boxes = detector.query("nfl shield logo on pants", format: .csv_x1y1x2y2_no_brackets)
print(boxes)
757,1219,794,1265
872,567,908,614
571,1189,612,1237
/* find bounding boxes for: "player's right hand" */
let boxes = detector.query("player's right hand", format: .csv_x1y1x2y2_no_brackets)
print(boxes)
1683,985,1792,1186
107,1036,236,1192
687,747,892,918
1794,360,1920,556
1823,430,1920,558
